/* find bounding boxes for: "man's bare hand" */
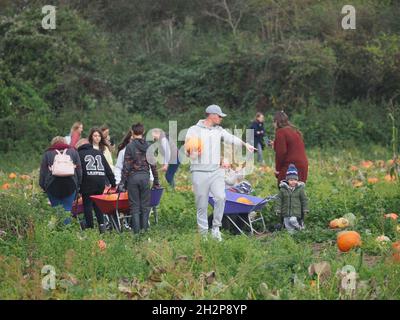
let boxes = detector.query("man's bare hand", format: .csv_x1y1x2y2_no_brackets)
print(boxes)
245,143,257,153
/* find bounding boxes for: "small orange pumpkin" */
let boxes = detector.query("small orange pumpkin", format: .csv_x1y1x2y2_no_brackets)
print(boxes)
392,241,400,263
329,219,339,229
8,173,17,179
361,161,373,169
384,213,398,220
350,165,358,172
337,231,361,252
384,174,396,182
352,180,363,188
236,197,254,205
367,177,379,184
393,241,400,252
1,183,10,190
20,174,31,180
98,240,107,251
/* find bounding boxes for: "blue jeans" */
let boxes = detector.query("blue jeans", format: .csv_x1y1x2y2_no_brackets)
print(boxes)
47,191,76,224
165,161,180,187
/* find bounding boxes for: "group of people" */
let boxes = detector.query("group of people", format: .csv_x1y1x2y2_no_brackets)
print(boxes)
39,105,309,239
185,105,309,241
39,122,175,233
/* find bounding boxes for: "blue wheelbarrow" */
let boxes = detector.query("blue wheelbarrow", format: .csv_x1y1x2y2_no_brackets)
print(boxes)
209,190,277,235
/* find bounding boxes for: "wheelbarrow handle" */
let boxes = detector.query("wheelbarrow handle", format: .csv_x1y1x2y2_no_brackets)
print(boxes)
249,194,279,212
116,191,121,214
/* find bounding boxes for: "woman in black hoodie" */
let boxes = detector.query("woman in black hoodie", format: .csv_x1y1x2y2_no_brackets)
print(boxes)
77,139,116,233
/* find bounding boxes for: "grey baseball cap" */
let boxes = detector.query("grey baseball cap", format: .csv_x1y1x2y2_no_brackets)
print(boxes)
205,104,227,117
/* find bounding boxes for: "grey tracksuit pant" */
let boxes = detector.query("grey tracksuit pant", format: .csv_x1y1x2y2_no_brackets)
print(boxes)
191,169,226,234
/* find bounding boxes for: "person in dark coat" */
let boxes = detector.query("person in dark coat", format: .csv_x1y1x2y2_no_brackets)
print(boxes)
249,112,266,163
77,138,116,233
273,111,309,184
119,123,160,234
39,136,82,223
275,164,309,233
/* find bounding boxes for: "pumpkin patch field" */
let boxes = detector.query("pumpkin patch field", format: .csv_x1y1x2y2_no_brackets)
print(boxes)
1,148,400,300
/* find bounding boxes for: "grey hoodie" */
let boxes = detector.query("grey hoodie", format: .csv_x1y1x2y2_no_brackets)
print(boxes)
185,120,244,172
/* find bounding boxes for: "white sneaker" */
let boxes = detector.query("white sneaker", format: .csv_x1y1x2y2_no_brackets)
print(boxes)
211,227,223,242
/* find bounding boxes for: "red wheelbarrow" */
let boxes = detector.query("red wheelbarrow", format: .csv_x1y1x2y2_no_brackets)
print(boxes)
72,187,164,232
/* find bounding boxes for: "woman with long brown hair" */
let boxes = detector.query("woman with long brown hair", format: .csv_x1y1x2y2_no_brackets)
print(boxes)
88,127,114,172
273,111,308,183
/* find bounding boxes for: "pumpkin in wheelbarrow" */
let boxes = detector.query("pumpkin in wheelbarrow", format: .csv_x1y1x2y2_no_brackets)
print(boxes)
236,197,254,205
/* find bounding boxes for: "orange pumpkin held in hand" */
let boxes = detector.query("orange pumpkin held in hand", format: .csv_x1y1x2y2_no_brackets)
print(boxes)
185,137,204,155
337,231,361,252
8,173,17,179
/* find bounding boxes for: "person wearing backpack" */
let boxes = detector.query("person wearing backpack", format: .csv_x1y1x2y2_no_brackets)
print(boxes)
39,136,82,221
76,139,116,233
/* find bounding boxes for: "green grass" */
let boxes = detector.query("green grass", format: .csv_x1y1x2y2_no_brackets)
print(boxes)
0,145,400,299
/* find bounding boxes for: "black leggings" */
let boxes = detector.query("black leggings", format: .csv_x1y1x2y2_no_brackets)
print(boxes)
82,194,104,228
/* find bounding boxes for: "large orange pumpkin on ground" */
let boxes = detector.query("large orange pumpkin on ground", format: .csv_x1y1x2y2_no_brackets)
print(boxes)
185,137,204,154
337,231,361,252
236,197,254,205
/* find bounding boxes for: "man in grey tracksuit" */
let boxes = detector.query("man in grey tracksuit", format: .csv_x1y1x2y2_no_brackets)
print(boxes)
186,105,256,241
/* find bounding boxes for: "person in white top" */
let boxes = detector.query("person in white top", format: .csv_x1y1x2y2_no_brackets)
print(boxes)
185,105,256,241
150,128,179,188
